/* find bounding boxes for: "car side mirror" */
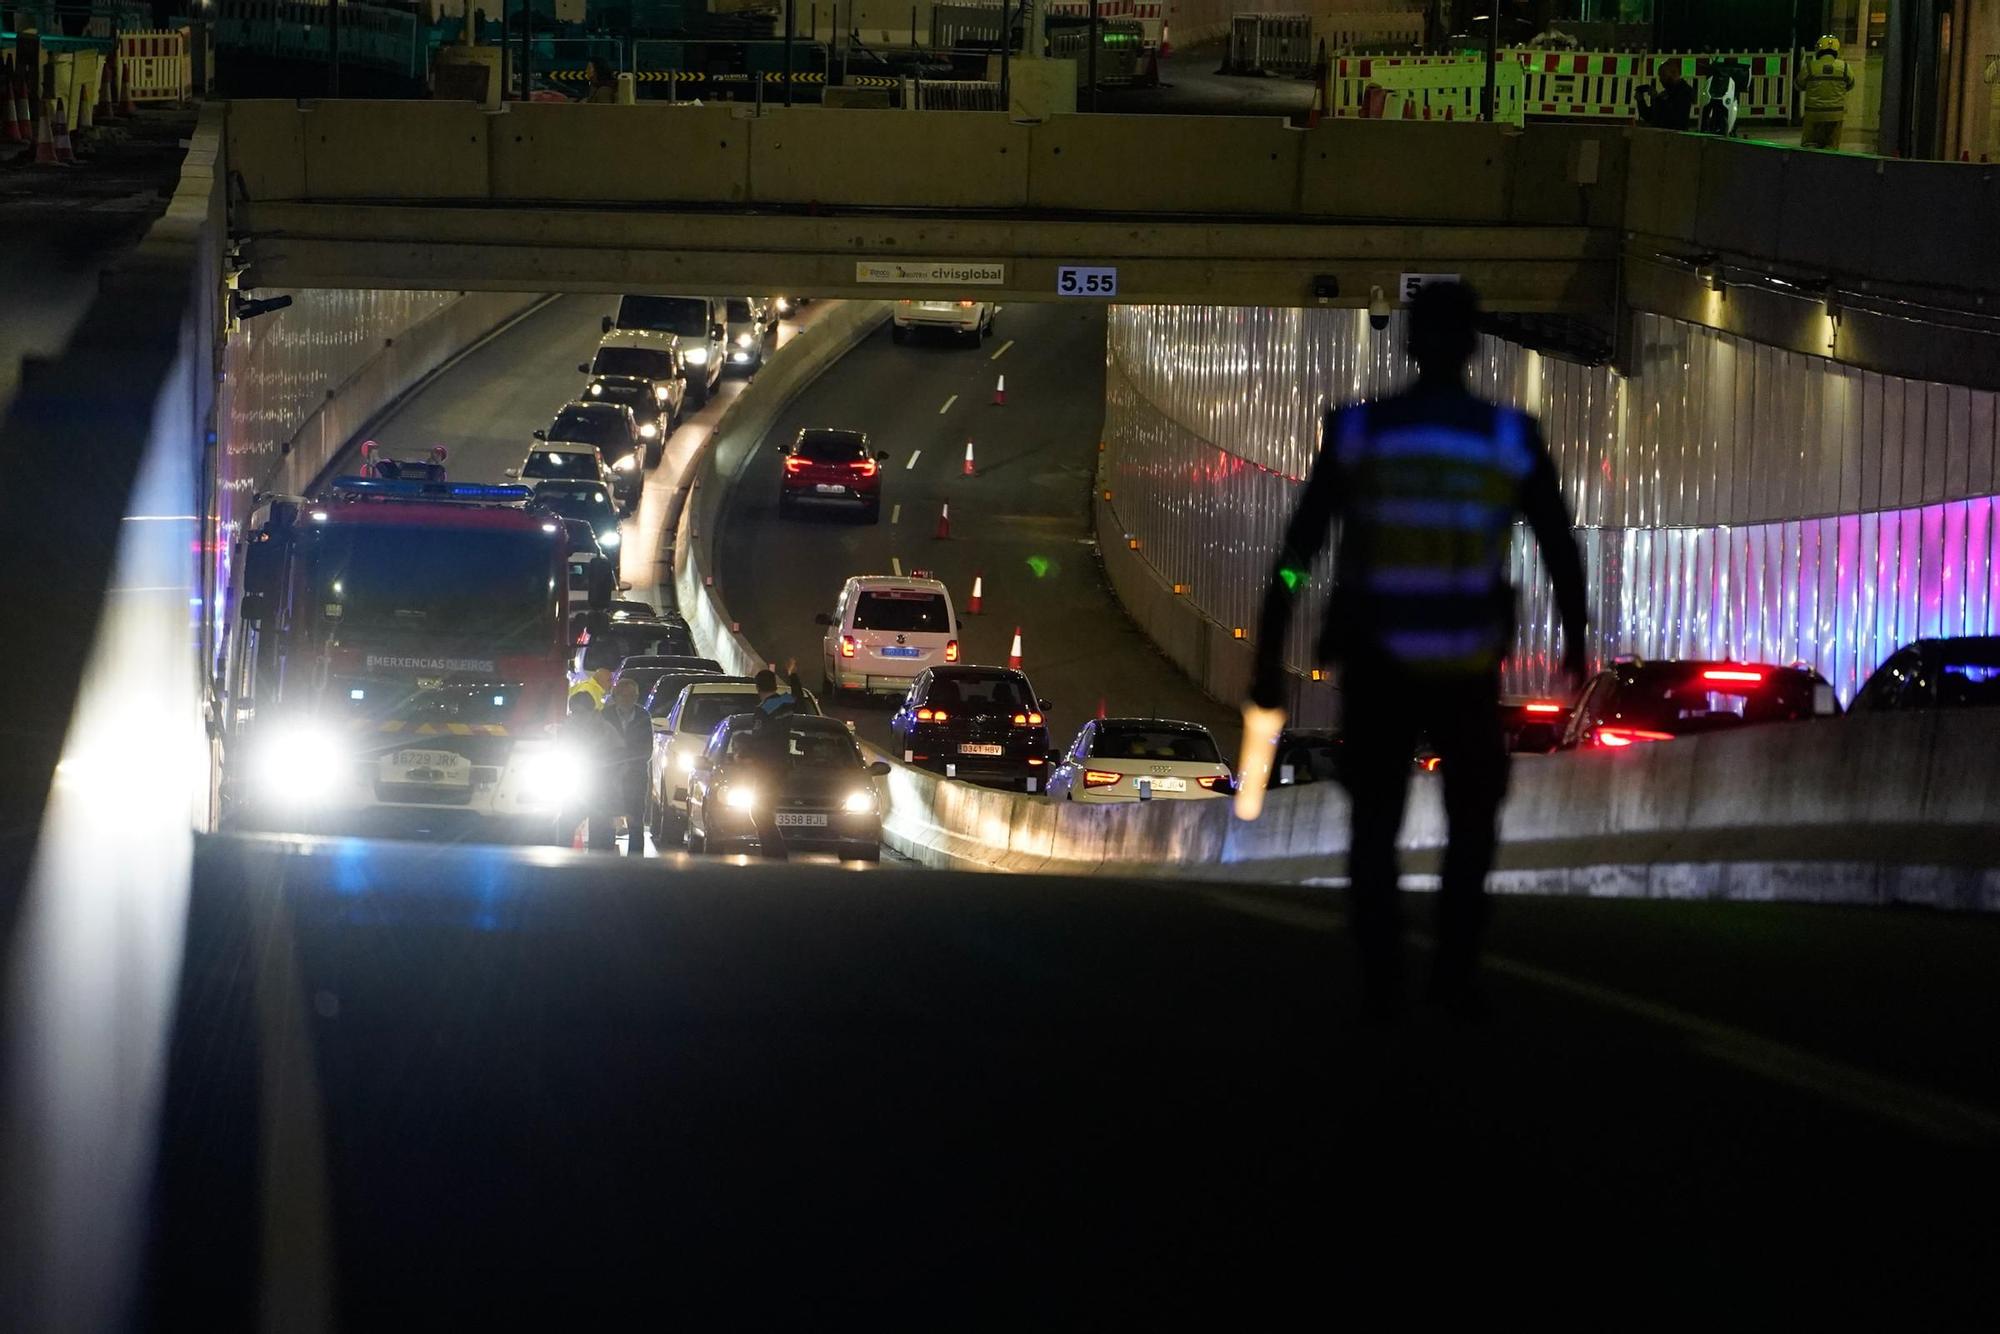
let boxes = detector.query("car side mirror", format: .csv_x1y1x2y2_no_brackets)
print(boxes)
875,451,890,462
1813,683,1839,717
503,468,520,479
1039,698,1053,711
532,429,547,441
814,612,835,627
601,315,613,334
239,591,269,624
867,760,891,776
712,323,725,339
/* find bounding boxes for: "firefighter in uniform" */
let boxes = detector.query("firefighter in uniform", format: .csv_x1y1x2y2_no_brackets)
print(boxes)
1798,34,1854,150
1249,282,1590,1020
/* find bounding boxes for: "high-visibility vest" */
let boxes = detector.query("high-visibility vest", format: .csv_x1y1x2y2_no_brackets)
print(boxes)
1799,55,1852,114
1327,402,1537,676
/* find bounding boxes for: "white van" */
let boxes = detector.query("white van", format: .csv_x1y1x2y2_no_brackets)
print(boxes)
817,576,959,697
602,296,726,405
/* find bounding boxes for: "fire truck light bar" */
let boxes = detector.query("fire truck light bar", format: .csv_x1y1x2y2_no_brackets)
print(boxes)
328,477,532,503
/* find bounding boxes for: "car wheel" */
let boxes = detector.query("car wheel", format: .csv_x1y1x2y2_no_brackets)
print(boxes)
891,324,907,344
645,438,664,469
647,790,666,844
683,816,705,854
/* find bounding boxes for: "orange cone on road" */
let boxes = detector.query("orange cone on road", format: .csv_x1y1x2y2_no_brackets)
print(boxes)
31,99,59,166
992,375,1005,406
963,440,976,477
4,72,26,143
967,571,983,614
117,48,138,118
1007,626,1023,670
51,99,76,164
934,502,950,539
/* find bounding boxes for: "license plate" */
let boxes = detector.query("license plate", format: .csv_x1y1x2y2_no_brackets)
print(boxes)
392,750,461,768
881,645,921,658
773,812,829,828
1136,776,1188,792
959,743,1004,756
815,483,846,494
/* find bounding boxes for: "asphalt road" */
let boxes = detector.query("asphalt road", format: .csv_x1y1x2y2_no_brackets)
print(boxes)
715,302,1239,758
145,835,2000,1328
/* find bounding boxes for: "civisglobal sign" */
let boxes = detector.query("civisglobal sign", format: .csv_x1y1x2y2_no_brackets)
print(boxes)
855,261,1007,285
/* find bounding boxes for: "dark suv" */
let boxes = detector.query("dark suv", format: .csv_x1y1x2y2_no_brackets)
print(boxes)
890,665,1054,791
777,428,889,522
1557,658,1839,750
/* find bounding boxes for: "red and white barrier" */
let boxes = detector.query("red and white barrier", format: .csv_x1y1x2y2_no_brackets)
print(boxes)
117,30,191,106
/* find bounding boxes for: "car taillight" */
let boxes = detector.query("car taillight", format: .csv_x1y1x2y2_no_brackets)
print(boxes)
958,300,974,308
839,635,856,658
1418,756,1442,771
783,456,808,474
849,458,878,477
1702,668,1764,683
1083,769,1122,788
1523,701,1564,714
915,707,950,722
1593,726,1675,748
1195,775,1228,790
944,639,959,663
1010,711,1043,726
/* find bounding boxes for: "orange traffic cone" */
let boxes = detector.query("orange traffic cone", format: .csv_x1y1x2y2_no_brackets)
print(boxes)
967,571,983,614
31,99,59,166
963,440,976,476
116,45,137,118
4,72,26,143
934,502,950,539
992,375,1005,406
1007,627,1023,670
51,99,76,163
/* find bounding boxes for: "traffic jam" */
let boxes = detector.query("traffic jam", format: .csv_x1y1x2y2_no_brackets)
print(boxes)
223,295,2000,858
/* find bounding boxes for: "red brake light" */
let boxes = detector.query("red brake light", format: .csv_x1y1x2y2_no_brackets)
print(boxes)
1702,668,1764,683
839,635,856,658
1195,775,1228,789
783,456,807,473
849,458,878,477
944,639,959,663
1523,701,1564,714
1083,769,1122,788
1594,726,1675,748
1419,756,1442,771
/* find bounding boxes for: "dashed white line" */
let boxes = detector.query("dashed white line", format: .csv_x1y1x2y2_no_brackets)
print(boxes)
890,504,901,524
939,394,958,414
890,556,903,577
990,339,1015,361
905,450,922,470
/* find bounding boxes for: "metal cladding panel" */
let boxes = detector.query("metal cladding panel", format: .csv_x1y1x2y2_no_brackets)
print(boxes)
1104,305,2000,704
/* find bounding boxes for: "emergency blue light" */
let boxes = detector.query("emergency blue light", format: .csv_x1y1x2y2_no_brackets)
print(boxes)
327,477,533,503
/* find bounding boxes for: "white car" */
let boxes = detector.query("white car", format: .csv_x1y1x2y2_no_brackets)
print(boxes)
818,576,959,698
646,676,761,843
891,299,996,347
1045,718,1233,804
723,298,773,374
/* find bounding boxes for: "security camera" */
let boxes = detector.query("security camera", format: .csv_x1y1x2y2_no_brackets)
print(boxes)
1368,286,1391,333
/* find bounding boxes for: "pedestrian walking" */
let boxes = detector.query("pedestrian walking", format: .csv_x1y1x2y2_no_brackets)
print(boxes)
1248,281,1589,1020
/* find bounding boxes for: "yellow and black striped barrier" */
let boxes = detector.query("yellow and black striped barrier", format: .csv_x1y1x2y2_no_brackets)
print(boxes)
546,68,897,89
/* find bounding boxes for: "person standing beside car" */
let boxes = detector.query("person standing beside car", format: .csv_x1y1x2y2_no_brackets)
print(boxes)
602,677,654,855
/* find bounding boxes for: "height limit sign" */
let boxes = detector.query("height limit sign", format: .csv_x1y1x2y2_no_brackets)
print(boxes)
1057,266,1118,298
1399,272,1461,301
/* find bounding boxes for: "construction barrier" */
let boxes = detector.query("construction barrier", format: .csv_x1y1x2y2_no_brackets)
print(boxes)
1329,46,1792,125
117,29,191,104
912,78,1003,110
1225,12,1315,77
1356,56,1524,127
544,66,896,90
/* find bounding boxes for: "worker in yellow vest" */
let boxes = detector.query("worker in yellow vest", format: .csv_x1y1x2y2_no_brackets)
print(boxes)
1797,34,1854,149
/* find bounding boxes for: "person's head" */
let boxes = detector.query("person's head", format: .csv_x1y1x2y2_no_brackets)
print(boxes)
1815,34,1840,57
569,690,599,717
593,667,614,691
753,668,779,699
612,678,640,710
1405,280,1481,378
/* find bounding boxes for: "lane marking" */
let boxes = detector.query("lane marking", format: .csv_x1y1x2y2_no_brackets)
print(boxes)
905,450,922,470
890,504,901,525
939,394,958,414
890,556,903,577
990,339,1015,361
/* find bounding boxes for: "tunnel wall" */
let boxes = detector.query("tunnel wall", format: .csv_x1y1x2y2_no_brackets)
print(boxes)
1100,304,2000,712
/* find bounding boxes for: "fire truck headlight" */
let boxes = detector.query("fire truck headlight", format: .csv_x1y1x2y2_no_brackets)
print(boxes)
515,745,584,808
254,723,345,804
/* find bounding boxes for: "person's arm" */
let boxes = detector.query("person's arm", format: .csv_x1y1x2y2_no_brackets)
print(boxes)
1249,409,1346,709
785,657,802,701
1516,423,1589,683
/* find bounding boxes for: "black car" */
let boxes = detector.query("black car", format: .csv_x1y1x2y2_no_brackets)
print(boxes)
539,402,644,514
613,656,724,706
1270,728,1343,788
579,343,685,466
890,665,1053,791
1851,637,2000,711
574,618,698,675
1556,658,1840,750
536,482,622,557
685,713,889,860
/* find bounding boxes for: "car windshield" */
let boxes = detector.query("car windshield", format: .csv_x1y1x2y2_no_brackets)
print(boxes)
924,674,1034,714
580,623,695,670
853,590,950,633
1613,668,1819,733
523,449,598,480
725,299,754,322
593,348,672,379
798,432,867,463
314,526,555,653
1094,726,1222,763
616,296,708,337
549,408,626,447
680,690,758,733
725,723,861,769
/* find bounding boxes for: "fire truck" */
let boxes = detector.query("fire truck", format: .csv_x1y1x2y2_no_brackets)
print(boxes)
226,476,607,841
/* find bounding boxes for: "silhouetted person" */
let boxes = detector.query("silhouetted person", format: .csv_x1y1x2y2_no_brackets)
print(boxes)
602,677,653,855
1636,60,1695,131
562,689,617,852
1250,281,1588,1019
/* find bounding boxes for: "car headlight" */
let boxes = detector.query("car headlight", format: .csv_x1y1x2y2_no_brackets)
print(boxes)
638,422,658,439
587,383,602,396
653,384,672,403
613,454,636,472
676,750,697,774
684,348,709,365
842,789,875,814
723,785,756,811
775,298,793,314
249,722,346,804
599,530,620,549
735,332,754,348
513,744,584,809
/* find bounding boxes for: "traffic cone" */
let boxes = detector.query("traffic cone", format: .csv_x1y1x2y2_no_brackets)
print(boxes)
963,440,976,476
94,54,114,125
116,45,137,118
1160,22,1172,57
934,502,950,540
52,99,76,164
31,99,59,166
1007,627,1023,670
992,375,1005,406
967,571,983,614
4,72,26,143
